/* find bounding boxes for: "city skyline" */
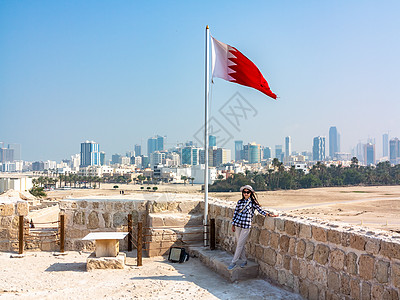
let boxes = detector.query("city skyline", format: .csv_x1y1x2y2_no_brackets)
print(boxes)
1,1,400,161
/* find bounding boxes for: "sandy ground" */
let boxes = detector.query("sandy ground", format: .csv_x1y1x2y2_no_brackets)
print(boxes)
0,251,301,300
42,184,400,232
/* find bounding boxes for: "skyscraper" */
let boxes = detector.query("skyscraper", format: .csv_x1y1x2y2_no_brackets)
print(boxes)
313,136,326,161
364,143,375,166
263,147,271,159
285,136,292,157
383,133,389,158
80,141,100,167
275,145,283,161
389,138,400,164
209,135,216,147
249,143,261,163
234,140,243,161
100,152,106,166
134,144,142,157
7,144,21,161
148,135,165,156
329,126,339,159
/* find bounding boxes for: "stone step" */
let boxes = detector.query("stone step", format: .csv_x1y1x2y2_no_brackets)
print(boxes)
188,247,259,282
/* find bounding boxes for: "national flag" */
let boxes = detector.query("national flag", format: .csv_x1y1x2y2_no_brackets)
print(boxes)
211,36,277,99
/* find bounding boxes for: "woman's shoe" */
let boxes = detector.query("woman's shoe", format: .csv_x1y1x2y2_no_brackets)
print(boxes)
227,263,236,270
240,261,247,268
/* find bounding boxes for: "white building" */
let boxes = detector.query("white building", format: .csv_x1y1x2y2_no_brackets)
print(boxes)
191,164,217,184
0,175,33,193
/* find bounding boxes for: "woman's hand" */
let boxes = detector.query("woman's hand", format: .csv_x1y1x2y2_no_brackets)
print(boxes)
267,213,279,217
232,225,236,232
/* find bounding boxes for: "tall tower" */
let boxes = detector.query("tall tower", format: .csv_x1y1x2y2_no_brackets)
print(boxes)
209,135,217,147
285,136,292,157
329,126,338,159
234,140,243,161
383,133,389,158
313,136,326,161
80,140,100,167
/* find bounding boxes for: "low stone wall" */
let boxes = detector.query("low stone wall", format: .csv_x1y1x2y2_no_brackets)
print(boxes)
0,201,29,252
208,201,400,299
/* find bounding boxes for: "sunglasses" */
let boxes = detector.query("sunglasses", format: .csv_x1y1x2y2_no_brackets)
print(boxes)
242,190,251,194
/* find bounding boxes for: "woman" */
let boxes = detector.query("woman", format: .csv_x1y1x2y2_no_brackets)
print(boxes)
228,185,278,270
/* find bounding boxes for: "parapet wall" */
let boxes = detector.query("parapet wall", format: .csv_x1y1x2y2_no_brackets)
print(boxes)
208,200,400,299
0,201,29,252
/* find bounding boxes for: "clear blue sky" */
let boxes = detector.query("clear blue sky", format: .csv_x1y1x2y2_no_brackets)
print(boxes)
1,1,399,161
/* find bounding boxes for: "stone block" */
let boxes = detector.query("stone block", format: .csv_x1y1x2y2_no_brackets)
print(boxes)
86,253,126,271
312,226,327,242
279,235,290,253
392,263,400,288
283,255,291,270
328,271,340,293
1,216,12,227
341,232,350,247
79,201,88,208
359,254,374,280
315,266,327,286
307,264,317,281
350,277,360,300
308,283,319,300
299,279,309,299
275,218,285,232
296,239,306,258
264,247,277,266
254,214,264,227
361,281,371,300
259,261,278,282
250,227,260,243
73,211,86,225
329,248,345,271
340,274,350,295
299,260,307,279
289,237,296,256
16,202,29,216
151,201,168,213
88,211,99,229
346,252,358,275
92,201,100,209
291,257,300,276
0,203,14,216
325,291,340,300
299,223,312,238
113,212,127,228
167,201,179,212
314,244,330,265
259,229,270,247
380,241,400,260
383,289,399,300
371,284,384,300
102,213,112,228
285,220,299,236
365,238,380,255
305,241,315,260
350,233,366,251
375,260,389,283
270,232,279,249
255,245,264,259
264,216,275,230
327,229,341,245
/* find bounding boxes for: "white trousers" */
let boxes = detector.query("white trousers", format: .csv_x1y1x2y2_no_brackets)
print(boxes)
232,227,251,264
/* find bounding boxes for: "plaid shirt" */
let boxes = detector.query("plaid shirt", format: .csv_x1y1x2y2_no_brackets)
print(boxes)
232,198,270,229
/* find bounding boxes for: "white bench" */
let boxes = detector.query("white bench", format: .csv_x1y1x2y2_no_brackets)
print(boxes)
83,232,128,257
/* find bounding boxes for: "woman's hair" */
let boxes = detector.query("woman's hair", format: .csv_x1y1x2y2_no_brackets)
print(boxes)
242,190,261,206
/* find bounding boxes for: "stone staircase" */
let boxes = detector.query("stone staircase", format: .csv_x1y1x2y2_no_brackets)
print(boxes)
188,247,259,282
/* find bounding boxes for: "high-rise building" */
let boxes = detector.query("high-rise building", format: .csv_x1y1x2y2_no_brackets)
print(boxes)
181,147,200,166
134,144,142,157
389,138,400,164
329,126,339,159
313,136,326,161
150,151,165,166
147,136,165,156
235,140,243,161
285,136,292,158
249,143,261,164
383,133,389,158
209,135,216,148
214,148,231,166
7,144,21,161
100,151,106,166
364,143,375,166
0,147,14,163
80,140,100,167
111,154,122,165
275,145,283,161
263,147,271,159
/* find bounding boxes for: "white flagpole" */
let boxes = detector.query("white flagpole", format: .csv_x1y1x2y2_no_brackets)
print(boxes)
204,25,210,247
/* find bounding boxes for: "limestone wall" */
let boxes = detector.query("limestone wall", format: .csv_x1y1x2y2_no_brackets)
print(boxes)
208,201,400,300
0,201,29,252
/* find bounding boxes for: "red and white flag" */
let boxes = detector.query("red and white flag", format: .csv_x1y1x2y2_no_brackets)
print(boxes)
211,36,277,99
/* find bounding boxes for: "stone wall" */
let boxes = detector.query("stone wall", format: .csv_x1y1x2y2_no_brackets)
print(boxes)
0,201,29,252
208,201,400,300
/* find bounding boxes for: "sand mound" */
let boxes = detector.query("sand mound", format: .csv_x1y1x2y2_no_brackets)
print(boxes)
0,189,37,203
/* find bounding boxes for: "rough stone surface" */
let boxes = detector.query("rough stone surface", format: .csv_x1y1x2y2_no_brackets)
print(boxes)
361,281,371,300
340,274,350,296
375,260,389,283
296,239,306,258
314,244,330,265
365,238,380,255
279,235,290,253
380,241,400,260
350,234,366,251
329,248,345,271
328,271,340,293
285,220,299,236
350,277,361,300
312,226,327,242
88,211,99,229
264,247,277,266
299,224,312,238
86,253,126,271
371,284,384,300
327,229,341,245
346,252,358,275
359,254,375,280
392,263,400,288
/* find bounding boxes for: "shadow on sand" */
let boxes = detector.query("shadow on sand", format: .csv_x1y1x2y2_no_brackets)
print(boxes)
45,262,86,272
